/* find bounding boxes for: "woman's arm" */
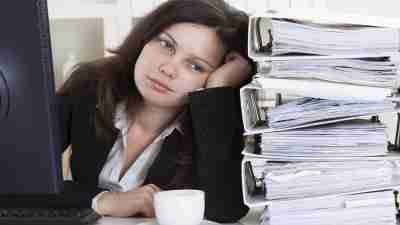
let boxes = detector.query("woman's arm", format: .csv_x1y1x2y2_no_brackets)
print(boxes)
94,184,161,217
188,52,252,222
189,87,249,222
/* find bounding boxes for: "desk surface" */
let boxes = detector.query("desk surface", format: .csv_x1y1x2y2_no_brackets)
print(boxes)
95,207,263,225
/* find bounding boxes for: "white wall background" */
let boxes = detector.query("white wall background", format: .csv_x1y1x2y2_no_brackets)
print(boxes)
325,0,400,18
49,18,104,86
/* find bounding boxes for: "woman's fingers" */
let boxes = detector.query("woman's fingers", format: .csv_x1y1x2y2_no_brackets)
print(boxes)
134,184,162,217
140,184,162,193
147,184,162,192
206,51,252,88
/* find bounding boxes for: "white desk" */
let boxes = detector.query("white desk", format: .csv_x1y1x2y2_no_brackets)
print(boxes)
95,207,263,225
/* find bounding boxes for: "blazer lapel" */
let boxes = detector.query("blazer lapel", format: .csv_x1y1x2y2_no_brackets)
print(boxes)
144,129,182,189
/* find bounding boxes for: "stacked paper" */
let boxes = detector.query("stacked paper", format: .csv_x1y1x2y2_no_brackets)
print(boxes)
241,156,400,206
267,98,396,129
258,57,400,88
240,85,398,134
241,10,400,225
261,190,397,225
253,77,398,102
263,160,396,200
269,18,399,56
259,120,388,160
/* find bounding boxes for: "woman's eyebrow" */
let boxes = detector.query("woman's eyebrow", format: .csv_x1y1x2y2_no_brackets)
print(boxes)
163,31,217,69
162,32,177,46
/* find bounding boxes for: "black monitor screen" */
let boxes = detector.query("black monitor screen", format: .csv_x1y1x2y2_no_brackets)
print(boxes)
0,0,62,194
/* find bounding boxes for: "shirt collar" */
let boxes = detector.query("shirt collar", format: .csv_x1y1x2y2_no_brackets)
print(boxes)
113,102,184,139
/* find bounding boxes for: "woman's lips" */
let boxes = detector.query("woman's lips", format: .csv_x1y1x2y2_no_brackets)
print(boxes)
147,77,173,93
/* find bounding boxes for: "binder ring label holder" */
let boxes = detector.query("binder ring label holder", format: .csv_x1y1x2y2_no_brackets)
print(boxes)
0,70,10,121
244,161,265,196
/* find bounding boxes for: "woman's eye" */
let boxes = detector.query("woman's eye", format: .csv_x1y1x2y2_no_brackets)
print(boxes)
159,40,168,47
190,63,204,73
159,39,174,55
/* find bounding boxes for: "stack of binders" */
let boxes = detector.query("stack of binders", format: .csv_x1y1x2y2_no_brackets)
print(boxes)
241,9,400,225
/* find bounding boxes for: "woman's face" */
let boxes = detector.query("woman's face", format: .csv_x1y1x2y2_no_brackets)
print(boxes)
134,22,226,108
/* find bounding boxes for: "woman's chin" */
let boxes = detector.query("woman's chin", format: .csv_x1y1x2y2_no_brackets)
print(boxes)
143,95,184,109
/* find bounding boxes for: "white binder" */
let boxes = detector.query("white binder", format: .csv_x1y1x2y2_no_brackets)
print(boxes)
248,9,400,61
239,81,400,135
241,153,400,208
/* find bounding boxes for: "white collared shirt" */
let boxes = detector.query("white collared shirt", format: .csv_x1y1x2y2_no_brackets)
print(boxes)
67,102,182,193
98,103,182,192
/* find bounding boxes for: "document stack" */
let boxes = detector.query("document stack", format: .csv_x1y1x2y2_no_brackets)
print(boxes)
241,9,400,225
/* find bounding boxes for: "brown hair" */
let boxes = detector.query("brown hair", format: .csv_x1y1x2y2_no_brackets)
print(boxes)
58,0,250,141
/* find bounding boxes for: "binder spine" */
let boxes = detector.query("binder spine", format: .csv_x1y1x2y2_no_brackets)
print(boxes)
244,161,266,197
254,135,262,154
393,113,400,151
255,17,272,53
256,61,271,74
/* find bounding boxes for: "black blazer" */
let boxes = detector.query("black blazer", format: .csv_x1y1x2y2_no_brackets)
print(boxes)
57,72,248,222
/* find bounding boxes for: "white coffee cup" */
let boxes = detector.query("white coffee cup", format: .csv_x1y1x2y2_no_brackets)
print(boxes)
154,189,205,225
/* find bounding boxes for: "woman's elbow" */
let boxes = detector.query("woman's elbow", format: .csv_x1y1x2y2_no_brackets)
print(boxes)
205,204,249,223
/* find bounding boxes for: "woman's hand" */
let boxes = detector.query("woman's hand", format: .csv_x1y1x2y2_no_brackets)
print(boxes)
205,52,252,88
96,184,162,217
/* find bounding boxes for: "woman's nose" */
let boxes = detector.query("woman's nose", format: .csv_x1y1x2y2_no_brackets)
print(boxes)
158,61,177,79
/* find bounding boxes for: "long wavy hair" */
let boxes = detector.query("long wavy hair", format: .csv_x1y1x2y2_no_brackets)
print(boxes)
58,0,250,142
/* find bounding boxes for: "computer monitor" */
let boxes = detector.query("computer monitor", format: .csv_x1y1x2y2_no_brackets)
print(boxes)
0,0,63,195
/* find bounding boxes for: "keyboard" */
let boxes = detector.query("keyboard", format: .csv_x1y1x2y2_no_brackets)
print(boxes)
0,207,101,225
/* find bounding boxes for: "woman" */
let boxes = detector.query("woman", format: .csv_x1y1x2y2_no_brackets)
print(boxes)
58,0,252,222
